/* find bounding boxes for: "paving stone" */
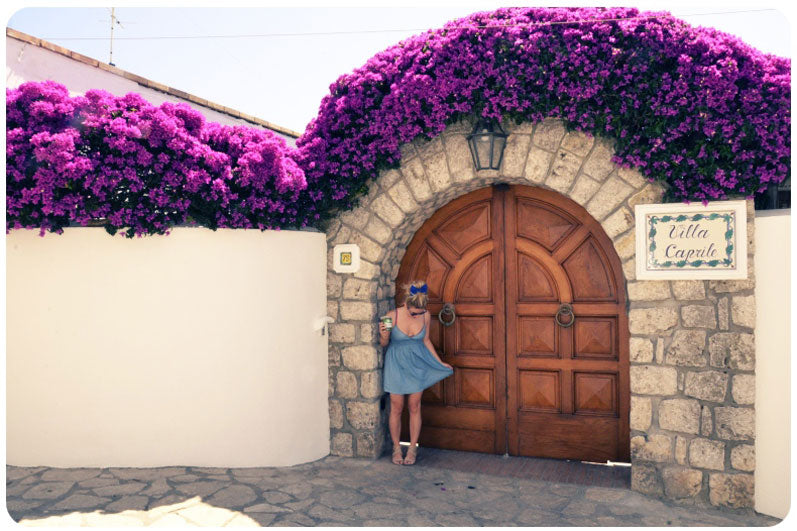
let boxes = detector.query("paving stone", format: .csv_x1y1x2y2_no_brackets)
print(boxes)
141,478,172,497
78,477,120,488
238,513,277,526
224,513,263,527
105,495,150,512
40,468,101,482
206,484,257,508
52,493,112,510
110,467,186,480
93,481,147,496
174,480,228,497
7,467,46,481
21,481,75,500
243,502,292,513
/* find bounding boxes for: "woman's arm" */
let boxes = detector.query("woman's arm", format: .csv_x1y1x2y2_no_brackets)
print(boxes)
378,309,396,348
423,312,453,369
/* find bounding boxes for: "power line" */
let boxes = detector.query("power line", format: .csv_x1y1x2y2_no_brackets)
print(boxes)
35,8,780,42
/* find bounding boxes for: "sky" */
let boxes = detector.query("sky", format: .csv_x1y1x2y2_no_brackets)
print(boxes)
4,1,793,136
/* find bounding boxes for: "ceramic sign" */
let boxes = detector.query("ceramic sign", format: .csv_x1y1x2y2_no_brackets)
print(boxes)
333,244,360,273
635,201,747,280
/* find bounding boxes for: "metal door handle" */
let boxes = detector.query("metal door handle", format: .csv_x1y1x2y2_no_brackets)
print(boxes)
555,303,574,328
438,303,456,327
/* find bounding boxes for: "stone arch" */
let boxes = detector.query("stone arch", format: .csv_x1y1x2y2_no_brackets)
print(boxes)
325,118,756,509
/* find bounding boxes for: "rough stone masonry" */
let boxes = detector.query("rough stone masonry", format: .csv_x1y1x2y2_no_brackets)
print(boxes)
323,117,756,510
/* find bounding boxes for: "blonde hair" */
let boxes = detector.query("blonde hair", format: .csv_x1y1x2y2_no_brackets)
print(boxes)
402,280,429,309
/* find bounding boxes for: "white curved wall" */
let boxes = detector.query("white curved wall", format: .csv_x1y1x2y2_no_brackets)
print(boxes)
6,227,329,467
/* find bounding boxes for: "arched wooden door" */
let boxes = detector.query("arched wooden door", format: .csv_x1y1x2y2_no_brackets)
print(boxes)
395,184,630,462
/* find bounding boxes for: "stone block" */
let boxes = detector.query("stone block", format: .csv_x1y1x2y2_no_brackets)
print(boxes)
545,149,582,193
630,366,677,395
346,401,381,430
348,232,384,263
364,215,393,245
369,193,404,228
341,345,379,370
671,280,706,301
502,134,532,176
630,337,654,363
603,207,634,239
340,301,377,321
665,330,707,367
689,438,725,470
627,281,671,301
731,295,756,328
701,405,713,437
613,230,636,260
675,437,688,465
343,279,377,301
360,371,382,399
715,407,755,441
659,399,701,434
730,445,755,472
629,308,678,335
327,272,343,298
336,371,358,399
569,174,602,206
329,399,343,429
354,259,380,281
582,139,616,181
340,207,370,231
561,130,595,157
631,462,663,495
401,157,433,202
379,169,402,189
662,467,704,499
442,135,475,184
627,184,664,209
331,432,354,457
532,119,566,151
524,147,555,184
328,346,340,367
622,257,636,281
709,278,754,294
631,434,672,462
709,473,754,508
731,374,755,405
356,432,381,458
387,180,419,215
717,297,729,330
421,149,453,193
681,305,717,329
630,396,652,430
329,323,356,344
360,323,377,343
331,225,353,246
684,370,728,402
708,333,755,370
585,176,634,221
617,167,648,188
327,301,339,321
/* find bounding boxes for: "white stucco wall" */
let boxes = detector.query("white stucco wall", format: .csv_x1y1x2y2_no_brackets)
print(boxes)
6,228,329,467
754,210,790,518
5,36,296,145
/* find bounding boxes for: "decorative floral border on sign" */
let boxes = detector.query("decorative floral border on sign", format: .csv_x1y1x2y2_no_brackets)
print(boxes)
647,212,735,269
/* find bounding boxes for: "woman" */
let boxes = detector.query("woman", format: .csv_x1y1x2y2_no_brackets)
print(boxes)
379,280,453,465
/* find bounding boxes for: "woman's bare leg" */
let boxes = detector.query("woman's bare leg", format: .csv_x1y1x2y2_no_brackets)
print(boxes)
389,393,404,448
408,391,423,447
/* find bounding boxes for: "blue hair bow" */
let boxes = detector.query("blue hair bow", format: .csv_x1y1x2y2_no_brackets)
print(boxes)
410,284,428,295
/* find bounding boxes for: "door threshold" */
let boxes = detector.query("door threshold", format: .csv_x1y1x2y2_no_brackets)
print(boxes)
402,447,631,489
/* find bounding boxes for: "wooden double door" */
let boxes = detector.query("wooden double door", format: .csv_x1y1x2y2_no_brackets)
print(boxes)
396,184,630,462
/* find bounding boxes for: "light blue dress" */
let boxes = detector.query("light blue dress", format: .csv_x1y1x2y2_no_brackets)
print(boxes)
383,313,453,395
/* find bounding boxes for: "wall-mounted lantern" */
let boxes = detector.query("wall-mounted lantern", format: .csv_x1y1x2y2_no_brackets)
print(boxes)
467,117,508,171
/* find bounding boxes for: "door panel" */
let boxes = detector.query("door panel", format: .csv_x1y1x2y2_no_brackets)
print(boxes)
396,184,629,462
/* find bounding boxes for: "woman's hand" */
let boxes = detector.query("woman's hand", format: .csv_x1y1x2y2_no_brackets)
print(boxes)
441,361,453,370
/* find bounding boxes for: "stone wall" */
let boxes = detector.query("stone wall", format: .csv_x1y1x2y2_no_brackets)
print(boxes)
324,118,756,509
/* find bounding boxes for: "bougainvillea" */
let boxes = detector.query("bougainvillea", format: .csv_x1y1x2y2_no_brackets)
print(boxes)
6,81,305,236
6,7,790,236
295,6,790,224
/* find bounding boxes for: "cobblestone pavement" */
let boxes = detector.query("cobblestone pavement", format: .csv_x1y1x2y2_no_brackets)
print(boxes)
6,452,781,527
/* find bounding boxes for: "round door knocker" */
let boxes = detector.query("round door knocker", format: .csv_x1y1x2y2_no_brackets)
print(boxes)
438,303,456,327
555,303,575,328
